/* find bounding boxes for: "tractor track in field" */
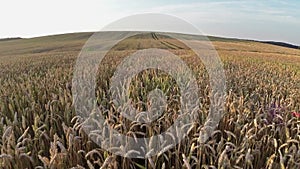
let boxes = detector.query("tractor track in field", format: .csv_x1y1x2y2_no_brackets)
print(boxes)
151,32,184,50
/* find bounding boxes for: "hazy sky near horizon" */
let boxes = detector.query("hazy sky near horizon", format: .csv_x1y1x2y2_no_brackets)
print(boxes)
1,0,300,45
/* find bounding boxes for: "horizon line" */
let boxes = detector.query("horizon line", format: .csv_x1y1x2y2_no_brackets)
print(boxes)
1,31,299,48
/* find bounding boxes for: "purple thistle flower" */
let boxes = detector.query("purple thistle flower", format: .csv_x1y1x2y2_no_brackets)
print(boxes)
266,102,284,125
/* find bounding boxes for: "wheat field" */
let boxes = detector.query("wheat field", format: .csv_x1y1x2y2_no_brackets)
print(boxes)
0,32,299,169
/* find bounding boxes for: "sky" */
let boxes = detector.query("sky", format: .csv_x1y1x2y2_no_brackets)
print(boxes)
1,0,300,45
